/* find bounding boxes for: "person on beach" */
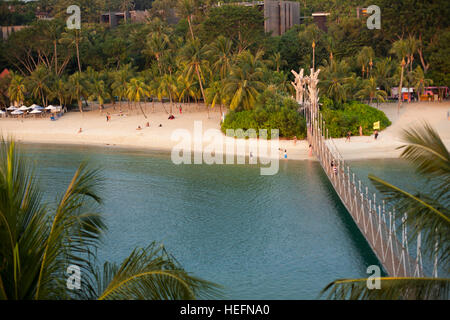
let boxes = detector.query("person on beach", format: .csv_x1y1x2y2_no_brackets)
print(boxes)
179,105,182,114
168,114,175,120
309,144,313,157
374,129,379,140
159,124,162,127
293,136,297,145
136,125,142,130
359,125,363,136
346,131,351,142
106,113,110,122
284,150,287,159
146,122,150,127
77,128,82,134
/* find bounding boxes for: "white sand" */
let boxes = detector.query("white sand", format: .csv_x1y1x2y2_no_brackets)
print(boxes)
0,101,449,161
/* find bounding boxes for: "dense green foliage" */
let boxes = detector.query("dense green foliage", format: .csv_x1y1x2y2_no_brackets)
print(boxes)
321,98,391,138
222,90,306,138
0,0,448,136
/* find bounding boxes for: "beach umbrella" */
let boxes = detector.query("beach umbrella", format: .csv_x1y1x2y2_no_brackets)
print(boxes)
29,109,42,114
30,104,38,108
45,105,56,110
11,110,24,115
6,106,16,111
0,110,5,114
34,105,44,110
19,105,29,111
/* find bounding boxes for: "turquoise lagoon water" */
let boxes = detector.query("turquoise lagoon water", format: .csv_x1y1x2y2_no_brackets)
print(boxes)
19,144,423,299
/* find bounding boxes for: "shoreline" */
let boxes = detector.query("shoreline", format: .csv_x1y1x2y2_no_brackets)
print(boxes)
1,101,449,161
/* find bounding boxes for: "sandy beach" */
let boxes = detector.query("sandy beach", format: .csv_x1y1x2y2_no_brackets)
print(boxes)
1,101,449,161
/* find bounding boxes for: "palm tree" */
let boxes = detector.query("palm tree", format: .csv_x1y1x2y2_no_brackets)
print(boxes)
0,139,220,299
411,66,433,98
357,46,375,78
373,57,395,94
157,74,177,114
126,77,149,118
269,52,287,73
48,75,69,108
319,58,353,104
205,36,233,81
322,122,450,300
111,64,135,110
87,74,107,112
176,0,197,40
142,33,170,75
223,50,265,111
179,39,209,114
7,73,26,106
59,28,83,73
205,80,226,114
404,37,419,103
68,72,88,113
390,39,408,113
27,65,50,107
356,77,387,105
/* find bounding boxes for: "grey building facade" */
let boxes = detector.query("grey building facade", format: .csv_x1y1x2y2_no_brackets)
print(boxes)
264,1,300,36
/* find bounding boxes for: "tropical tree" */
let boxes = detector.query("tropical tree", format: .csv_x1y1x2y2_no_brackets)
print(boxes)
373,57,395,94
26,65,50,107
8,73,26,106
356,77,387,105
223,50,265,111
68,72,88,113
319,58,354,104
390,39,408,113
269,52,287,73
142,32,170,75
178,39,209,113
205,80,226,114
322,123,450,300
157,74,177,114
205,36,233,80
0,139,220,299
111,64,135,110
59,28,83,72
86,70,107,112
176,0,198,40
411,66,433,98
356,46,375,78
126,77,149,118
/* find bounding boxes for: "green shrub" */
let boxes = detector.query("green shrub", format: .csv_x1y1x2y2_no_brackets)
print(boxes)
221,90,306,139
321,101,391,137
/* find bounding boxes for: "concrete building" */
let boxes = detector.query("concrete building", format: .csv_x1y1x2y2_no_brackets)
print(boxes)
263,1,300,36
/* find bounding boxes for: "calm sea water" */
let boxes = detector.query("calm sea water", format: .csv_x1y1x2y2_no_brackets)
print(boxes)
19,144,423,299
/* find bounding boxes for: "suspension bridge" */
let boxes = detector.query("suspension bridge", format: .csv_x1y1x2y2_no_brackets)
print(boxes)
292,68,427,278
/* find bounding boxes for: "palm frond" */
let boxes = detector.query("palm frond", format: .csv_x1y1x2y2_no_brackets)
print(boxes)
321,277,450,300
96,243,222,300
397,122,450,202
368,174,450,267
35,162,106,299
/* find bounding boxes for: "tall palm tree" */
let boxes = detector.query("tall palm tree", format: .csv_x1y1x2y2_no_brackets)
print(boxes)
205,80,226,114
59,29,83,73
68,72,88,113
27,65,50,107
126,77,149,118
373,57,395,94
205,36,233,81
179,39,209,114
142,33,170,75
176,0,197,40
356,77,387,105
111,64,135,110
157,74,177,114
357,46,375,78
390,39,408,113
411,66,433,98
7,73,26,106
0,139,220,299
223,50,265,111
319,58,353,104
322,122,450,300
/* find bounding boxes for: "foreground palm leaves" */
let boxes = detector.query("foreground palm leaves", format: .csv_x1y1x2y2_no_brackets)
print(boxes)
0,139,220,299
322,122,450,299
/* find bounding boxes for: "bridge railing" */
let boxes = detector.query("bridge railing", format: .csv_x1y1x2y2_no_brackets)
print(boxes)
306,110,424,278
